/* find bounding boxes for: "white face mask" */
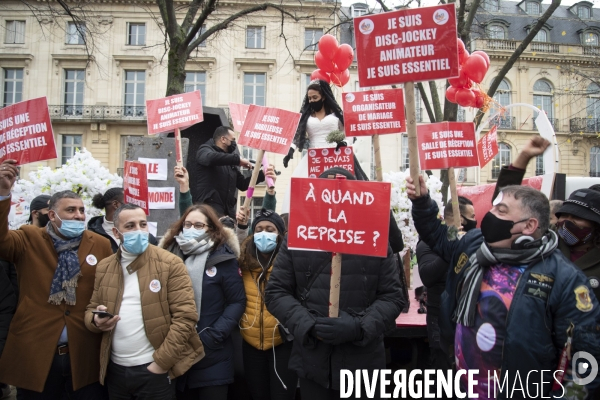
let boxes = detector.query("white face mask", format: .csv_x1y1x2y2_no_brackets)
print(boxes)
182,227,206,241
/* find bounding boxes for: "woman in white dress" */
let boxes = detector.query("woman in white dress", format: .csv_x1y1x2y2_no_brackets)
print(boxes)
281,80,368,212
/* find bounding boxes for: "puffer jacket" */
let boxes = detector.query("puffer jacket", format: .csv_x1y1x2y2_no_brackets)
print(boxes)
238,236,282,350
87,216,158,253
85,245,204,384
265,239,405,389
159,228,245,389
412,194,600,399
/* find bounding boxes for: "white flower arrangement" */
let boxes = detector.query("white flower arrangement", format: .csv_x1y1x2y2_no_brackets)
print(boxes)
9,149,122,229
383,170,444,253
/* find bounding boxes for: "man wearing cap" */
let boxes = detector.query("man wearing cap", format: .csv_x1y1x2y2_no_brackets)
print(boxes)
28,194,51,227
0,159,113,399
493,136,600,299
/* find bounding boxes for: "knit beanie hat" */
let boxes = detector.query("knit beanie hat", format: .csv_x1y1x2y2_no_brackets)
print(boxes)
251,208,286,235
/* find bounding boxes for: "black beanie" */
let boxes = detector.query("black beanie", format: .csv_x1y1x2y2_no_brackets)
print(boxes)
251,208,286,235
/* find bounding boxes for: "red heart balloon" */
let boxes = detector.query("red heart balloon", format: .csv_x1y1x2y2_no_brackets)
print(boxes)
314,51,335,73
448,69,471,88
459,49,470,65
318,34,339,60
333,44,354,71
310,69,331,83
457,39,466,56
455,88,476,107
446,87,458,103
472,88,486,108
462,54,488,84
330,68,350,87
472,51,490,69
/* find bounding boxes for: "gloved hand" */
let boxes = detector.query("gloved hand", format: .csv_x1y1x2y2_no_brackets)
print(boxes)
283,148,295,168
335,141,347,151
314,311,362,345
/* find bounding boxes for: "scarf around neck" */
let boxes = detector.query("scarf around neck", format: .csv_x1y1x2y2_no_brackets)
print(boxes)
47,223,83,305
175,233,214,318
453,230,558,327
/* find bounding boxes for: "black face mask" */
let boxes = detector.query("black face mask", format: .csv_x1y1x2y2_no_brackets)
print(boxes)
461,216,477,232
309,99,324,112
37,213,50,228
227,140,237,153
480,211,529,244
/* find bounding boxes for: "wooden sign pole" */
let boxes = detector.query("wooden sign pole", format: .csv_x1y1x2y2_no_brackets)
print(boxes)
242,149,265,209
174,128,183,167
404,81,420,196
447,167,461,227
329,253,342,318
373,134,383,182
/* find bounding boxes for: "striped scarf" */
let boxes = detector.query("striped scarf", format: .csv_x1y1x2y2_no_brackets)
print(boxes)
453,230,558,327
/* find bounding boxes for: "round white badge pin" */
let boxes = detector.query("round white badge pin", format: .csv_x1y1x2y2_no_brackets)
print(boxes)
206,267,217,277
86,255,97,266
149,279,161,293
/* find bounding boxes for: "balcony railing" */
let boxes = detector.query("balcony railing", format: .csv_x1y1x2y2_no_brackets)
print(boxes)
489,115,516,129
530,42,559,53
486,39,517,51
583,46,600,56
570,118,600,133
533,118,559,131
48,105,147,120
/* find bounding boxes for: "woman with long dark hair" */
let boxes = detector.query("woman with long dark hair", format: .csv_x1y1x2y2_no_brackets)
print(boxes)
159,204,245,400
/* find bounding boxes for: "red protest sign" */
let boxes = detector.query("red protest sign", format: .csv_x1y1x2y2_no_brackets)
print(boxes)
287,177,391,257
477,125,499,167
229,103,250,132
354,4,459,87
0,97,57,165
146,91,203,135
239,105,301,155
123,161,149,215
342,89,406,136
417,122,479,170
307,147,355,178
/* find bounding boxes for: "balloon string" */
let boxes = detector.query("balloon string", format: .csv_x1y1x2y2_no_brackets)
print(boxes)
474,82,502,115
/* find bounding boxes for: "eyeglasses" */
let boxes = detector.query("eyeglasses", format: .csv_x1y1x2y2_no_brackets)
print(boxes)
183,222,208,230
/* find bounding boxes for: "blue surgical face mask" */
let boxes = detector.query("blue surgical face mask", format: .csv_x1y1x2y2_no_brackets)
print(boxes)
254,231,278,253
120,230,149,255
54,213,85,238
182,227,206,241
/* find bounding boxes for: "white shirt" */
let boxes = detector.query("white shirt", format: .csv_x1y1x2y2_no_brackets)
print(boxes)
111,249,155,366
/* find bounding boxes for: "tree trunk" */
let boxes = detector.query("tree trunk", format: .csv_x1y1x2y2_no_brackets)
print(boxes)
166,42,187,96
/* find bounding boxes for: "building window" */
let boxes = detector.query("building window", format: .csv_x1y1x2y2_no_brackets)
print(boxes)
592,147,600,177
184,72,206,105
303,73,312,95
243,73,265,106
587,83,600,119
457,107,466,122
189,25,207,48
578,5,591,19
246,26,265,49
492,78,511,120
535,155,545,176
62,135,82,165
487,24,506,39
415,87,423,122
351,3,368,17
127,23,146,46
533,79,554,119
2,68,23,107
526,2,540,14
240,196,264,225
491,143,511,179
5,21,25,44
242,146,256,163
533,29,547,42
64,69,85,116
483,0,500,12
304,28,323,51
401,135,409,171
66,22,85,45
124,70,145,116
457,168,467,183
582,32,599,46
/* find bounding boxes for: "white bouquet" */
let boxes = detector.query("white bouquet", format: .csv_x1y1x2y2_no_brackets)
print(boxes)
9,149,122,229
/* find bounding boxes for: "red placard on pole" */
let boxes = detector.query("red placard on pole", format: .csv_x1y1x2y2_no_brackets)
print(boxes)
287,177,391,257
228,103,250,132
0,97,57,165
417,122,479,170
354,4,459,87
307,147,355,178
342,89,406,136
477,125,499,167
146,91,203,135
238,105,301,155
123,160,149,215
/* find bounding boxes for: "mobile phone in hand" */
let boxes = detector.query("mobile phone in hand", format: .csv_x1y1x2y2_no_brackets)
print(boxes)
92,310,114,319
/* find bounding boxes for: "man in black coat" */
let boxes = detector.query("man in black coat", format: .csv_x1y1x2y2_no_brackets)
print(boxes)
265,241,405,399
195,126,264,218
